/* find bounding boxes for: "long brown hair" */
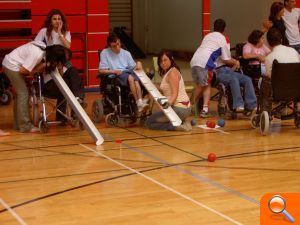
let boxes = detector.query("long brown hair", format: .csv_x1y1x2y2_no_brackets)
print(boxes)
269,2,284,22
43,9,68,41
157,51,180,76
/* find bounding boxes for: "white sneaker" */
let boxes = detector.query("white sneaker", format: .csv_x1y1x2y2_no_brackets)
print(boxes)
137,102,149,112
236,106,244,112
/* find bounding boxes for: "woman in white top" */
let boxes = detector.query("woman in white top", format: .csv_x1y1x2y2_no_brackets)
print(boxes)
145,51,192,131
35,9,71,48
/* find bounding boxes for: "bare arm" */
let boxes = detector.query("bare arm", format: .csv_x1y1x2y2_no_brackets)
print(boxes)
167,69,180,105
99,69,122,75
58,21,71,48
243,53,265,62
223,58,240,70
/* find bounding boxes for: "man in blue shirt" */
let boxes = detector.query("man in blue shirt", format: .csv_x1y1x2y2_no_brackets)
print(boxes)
99,34,147,112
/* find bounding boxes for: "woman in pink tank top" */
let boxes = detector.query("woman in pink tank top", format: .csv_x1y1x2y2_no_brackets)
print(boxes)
145,51,192,131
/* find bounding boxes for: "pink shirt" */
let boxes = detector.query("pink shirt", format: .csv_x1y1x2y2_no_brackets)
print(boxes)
243,43,271,65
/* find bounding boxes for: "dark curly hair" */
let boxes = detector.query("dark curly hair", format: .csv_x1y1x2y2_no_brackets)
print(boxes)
43,9,68,41
45,45,67,73
248,30,264,45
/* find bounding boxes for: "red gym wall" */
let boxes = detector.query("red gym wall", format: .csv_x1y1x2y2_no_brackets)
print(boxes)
0,0,109,87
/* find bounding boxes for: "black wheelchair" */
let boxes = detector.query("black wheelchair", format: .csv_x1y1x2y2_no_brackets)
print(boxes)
251,60,300,135
235,43,262,95
92,73,152,127
0,72,12,105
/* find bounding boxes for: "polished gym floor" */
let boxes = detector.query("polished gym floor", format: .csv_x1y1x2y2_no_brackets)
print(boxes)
0,93,299,225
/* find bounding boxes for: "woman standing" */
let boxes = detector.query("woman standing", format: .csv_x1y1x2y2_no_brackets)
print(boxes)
265,2,289,46
145,51,191,131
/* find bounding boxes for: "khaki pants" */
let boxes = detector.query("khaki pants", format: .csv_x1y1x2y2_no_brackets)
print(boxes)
3,67,33,132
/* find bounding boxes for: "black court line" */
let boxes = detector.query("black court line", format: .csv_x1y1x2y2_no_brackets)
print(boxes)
121,127,206,160
217,146,300,160
0,165,168,214
0,165,157,184
0,142,163,153
121,126,300,163
184,163,300,172
0,129,128,145
1,142,163,165
0,157,212,214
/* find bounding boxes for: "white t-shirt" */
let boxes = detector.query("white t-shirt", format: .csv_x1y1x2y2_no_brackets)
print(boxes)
265,45,300,77
190,32,231,70
34,27,71,46
283,8,300,45
2,42,45,72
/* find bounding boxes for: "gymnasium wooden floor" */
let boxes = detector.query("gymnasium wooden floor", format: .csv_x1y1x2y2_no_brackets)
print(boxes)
0,93,299,225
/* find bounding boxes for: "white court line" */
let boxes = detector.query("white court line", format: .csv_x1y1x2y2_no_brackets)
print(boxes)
80,144,243,225
0,198,27,225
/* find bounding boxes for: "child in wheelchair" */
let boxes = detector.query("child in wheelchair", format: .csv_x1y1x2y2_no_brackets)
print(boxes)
99,34,148,112
242,30,270,76
93,33,151,126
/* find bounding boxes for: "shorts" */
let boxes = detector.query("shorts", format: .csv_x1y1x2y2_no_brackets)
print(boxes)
191,66,209,86
117,71,139,86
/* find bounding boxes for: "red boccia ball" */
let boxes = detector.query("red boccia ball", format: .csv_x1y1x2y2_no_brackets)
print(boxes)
208,153,217,162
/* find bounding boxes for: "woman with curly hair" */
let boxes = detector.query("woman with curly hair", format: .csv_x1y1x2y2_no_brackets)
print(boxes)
35,9,71,49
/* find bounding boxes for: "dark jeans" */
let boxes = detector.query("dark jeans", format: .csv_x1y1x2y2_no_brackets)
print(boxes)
145,106,191,131
43,67,84,122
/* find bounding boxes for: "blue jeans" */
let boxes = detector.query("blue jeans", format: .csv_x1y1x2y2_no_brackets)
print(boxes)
290,44,300,54
216,67,257,110
146,106,191,131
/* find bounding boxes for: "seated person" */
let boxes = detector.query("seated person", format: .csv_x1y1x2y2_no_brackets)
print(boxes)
145,51,191,131
243,30,271,76
2,41,47,133
98,33,147,112
210,19,257,112
262,27,300,113
43,47,85,124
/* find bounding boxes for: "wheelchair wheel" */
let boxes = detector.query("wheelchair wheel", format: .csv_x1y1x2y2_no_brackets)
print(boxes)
260,111,269,136
0,90,12,105
105,113,118,127
295,117,300,128
231,111,237,120
39,120,48,133
250,114,260,128
92,99,104,123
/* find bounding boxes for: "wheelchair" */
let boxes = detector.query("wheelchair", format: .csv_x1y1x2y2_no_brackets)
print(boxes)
0,72,13,105
92,73,152,127
28,74,84,133
235,43,262,95
196,71,254,119
250,60,300,135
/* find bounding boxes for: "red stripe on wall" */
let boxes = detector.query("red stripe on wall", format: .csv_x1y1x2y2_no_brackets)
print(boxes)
202,0,210,36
